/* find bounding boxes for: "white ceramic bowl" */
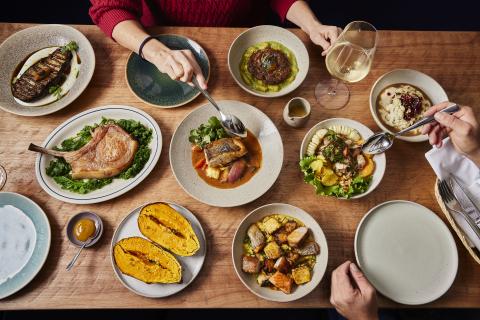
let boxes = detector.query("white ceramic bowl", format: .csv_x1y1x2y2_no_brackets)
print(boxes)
169,100,283,207
299,118,386,199
369,69,449,142
232,203,328,302
228,25,309,98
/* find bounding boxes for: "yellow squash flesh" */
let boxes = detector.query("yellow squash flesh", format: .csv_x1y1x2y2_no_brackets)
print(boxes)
138,203,200,256
113,237,182,284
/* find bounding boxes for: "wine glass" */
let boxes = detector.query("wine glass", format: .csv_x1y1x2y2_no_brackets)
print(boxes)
0,165,6,191
315,21,378,110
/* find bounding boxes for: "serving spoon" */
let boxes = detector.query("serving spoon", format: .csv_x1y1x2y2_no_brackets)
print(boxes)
362,103,460,155
191,77,247,138
66,220,101,271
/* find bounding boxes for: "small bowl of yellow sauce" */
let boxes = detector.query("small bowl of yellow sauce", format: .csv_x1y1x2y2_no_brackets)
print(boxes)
66,212,103,247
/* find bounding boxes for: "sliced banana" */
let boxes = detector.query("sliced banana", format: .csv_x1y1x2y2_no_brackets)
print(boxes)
328,125,361,141
306,128,328,156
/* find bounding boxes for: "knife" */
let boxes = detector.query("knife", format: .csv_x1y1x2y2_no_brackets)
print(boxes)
449,175,480,224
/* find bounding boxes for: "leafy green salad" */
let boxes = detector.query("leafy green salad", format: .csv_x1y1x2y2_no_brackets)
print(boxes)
46,118,152,194
188,116,228,148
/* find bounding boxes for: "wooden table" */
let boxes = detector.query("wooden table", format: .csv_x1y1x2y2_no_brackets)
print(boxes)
0,23,479,309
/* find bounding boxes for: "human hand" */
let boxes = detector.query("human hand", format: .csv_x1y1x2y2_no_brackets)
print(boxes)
143,40,207,89
307,21,342,56
330,261,378,320
421,102,480,163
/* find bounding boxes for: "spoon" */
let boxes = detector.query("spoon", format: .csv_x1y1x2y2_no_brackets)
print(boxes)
362,103,460,155
66,220,101,271
191,77,247,138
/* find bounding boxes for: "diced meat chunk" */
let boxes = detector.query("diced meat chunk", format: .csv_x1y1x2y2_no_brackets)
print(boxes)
274,256,290,274
274,228,288,244
284,221,297,233
263,259,276,273
247,224,266,252
263,242,282,260
268,271,293,294
291,266,312,285
287,227,309,247
242,255,261,273
295,241,320,256
286,251,300,265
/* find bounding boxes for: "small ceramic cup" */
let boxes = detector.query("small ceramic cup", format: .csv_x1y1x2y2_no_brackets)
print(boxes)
283,97,311,128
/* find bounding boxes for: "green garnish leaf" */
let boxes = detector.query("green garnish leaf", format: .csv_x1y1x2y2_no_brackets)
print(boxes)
48,85,62,99
61,41,79,53
188,116,228,148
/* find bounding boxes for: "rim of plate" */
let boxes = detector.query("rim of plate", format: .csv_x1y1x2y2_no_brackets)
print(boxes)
369,68,449,142
227,25,309,98
0,24,96,117
231,202,329,302
110,201,207,298
125,34,211,108
299,118,386,199
169,100,284,207
35,105,162,204
354,200,458,305
0,192,51,300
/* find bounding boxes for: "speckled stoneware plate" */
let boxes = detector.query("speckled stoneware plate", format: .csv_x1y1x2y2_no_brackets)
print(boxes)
110,201,207,298
34,105,162,204
0,192,51,299
369,69,449,142
0,24,95,116
170,100,283,207
299,118,386,199
355,200,458,305
228,25,309,98
126,34,210,108
232,203,328,302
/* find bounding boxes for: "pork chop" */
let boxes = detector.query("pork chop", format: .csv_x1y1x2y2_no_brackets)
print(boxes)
29,124,139,179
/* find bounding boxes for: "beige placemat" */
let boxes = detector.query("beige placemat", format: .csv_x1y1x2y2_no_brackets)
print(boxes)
434,180,480,264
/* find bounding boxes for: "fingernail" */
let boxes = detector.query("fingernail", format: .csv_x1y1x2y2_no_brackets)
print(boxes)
350,263,360,272
434,112,445,121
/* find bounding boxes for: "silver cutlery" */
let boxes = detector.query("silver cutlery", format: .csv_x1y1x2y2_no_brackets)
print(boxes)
191,77,247,138
449,175,480,224
438,179,480,239
66,222,101,271
362,103,460,155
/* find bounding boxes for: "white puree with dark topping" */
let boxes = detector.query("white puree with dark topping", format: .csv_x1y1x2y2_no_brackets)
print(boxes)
377,84,432,135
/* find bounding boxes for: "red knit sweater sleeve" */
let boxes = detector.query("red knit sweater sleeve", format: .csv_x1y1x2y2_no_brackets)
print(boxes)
89,0,142,38
270,0,297,22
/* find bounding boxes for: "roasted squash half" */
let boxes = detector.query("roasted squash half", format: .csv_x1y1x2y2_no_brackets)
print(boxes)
113,237,182,284
138,202,200,256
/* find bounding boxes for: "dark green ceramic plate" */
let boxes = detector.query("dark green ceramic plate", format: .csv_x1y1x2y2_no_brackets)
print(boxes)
126,34,210,108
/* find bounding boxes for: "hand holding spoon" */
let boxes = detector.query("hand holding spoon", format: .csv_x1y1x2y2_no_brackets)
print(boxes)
362,103,460,154
191,77,247,138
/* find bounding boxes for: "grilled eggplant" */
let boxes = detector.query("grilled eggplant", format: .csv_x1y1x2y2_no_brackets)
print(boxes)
12,47,73,102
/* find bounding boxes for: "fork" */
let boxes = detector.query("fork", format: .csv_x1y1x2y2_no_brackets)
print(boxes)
438,179,480,239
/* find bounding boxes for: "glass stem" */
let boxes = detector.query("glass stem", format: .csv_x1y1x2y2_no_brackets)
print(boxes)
327,78,340,96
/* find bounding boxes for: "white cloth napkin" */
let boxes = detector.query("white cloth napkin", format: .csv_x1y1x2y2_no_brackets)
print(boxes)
425,138,480,250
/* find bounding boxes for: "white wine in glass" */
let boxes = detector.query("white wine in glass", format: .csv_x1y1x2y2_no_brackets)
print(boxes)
316,21,377,109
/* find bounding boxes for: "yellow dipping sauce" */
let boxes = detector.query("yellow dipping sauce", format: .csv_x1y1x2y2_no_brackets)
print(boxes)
74,218,96,242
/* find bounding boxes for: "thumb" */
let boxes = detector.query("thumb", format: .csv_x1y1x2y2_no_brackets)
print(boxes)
434,112,469,134
349,263,373,294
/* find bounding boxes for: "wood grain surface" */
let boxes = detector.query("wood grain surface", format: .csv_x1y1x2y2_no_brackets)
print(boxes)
0,23,479,309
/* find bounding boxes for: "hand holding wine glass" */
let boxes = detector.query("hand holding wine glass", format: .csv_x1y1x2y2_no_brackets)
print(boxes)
316,21,378,110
